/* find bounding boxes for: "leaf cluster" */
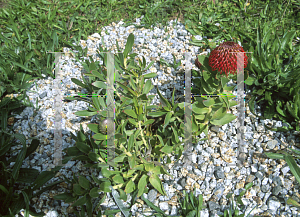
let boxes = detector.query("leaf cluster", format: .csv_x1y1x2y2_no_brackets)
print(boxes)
0,96,64,217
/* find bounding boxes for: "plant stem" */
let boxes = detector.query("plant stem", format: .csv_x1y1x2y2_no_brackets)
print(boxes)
138,120,148,149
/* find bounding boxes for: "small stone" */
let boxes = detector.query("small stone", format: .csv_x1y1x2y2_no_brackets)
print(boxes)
236,180,245,189
246,174,256,183
7,117,14,125
266,140,278,149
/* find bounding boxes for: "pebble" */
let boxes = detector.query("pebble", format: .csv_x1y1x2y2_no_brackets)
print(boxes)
11,16,300,217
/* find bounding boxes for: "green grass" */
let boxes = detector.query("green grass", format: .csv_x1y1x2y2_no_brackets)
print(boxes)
0,0,299,79
0,0,298,82
0,0,300,216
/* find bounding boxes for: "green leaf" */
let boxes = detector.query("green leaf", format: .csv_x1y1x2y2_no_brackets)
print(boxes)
114,153,127,165
143,72,157,79
92,81,107,89
211,106,227,120
100,181,112,193
156,87,171,109
287,197,300,208
124,169,136,179
276,101,286,117
128,118,138,127
198,194,206,212
92,133,107,140
210,113,237,126
163,112,172,130
90,187,100,198
53,192,74,200
73,183,84,195
66,147,82,156
17,168,39,183
124,33,134,59
12,139,27,181
10,61,33,73
264,152,285,159
141,193,166,215
76,141,92,154
74,110,97,116
203,98,215,107
144,61,155,72
244,182,254,191
87,123,100,134
200,78,214,94
0,184,9,194
192,104,210,115
101,167,121,179
112,174,124,184
79,175,90,189
32,170,56,191
118,188,128,202
72,195,87,207
137,174,148,197
86,197,93,217
142,119,155,126
160,145,173,154
128,153,137,170
286,102,298,120
142,80,154,95
288,147,300,156
280,30,296,54
149,174,165,196
125,179,136,194
123,109,138,119
285,155,300,186
264,91,273,105
71,78,89,89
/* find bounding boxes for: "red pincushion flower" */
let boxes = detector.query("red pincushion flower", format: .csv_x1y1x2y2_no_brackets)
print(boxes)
208,41,248,77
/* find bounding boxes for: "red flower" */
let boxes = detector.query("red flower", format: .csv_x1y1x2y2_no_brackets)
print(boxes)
208,41,248,77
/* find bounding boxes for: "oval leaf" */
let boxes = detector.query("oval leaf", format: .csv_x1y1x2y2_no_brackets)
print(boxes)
72,195,87,207
79,175,90,189
210,113,237,126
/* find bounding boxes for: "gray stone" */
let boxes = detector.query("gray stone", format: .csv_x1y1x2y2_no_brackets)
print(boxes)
214,166,225,179
267,139,278,149
147,189,158,203
208,201,221,211
261,184,271,193
255,171,264,180
272,186,282,196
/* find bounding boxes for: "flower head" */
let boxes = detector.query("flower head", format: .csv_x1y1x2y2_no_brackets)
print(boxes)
208,41,248,77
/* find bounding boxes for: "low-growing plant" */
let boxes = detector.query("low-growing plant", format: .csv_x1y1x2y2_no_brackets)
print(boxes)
176,189,206,217
264,148,300,209
158,53,181,71
0,56,41,108
53,33,242,216
239,18,300,133
236,18,300,209
218,182,257,217
130,182,256,217
184,0,236,44
191,41,253,148
135,187,206,217
0,97,66,217
0,134,65,217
